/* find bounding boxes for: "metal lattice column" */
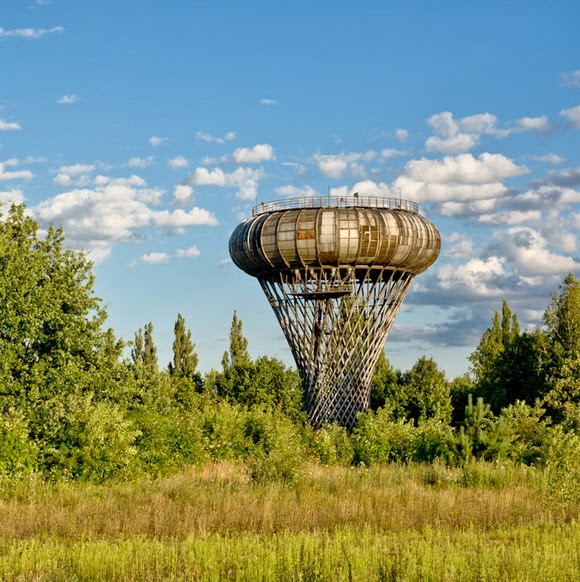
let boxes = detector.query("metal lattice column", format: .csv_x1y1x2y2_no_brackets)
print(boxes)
259,267,415,429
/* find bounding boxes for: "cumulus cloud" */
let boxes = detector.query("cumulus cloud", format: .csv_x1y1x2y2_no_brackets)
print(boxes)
0,120,21,131
0,188,25,208
168,155,189,169
445,233,474,258
187,166,264,200
0,26,64,39
275,185,318,198
57,94,78,105
425,112,503,154
394,153,528,204
33,175,218,262
530,154,565,164
53,163,96,187
394,128,408,141
0,159,33,182
175,245,201,258
314,151,377,179
196,130,236,143
232,144,275,164
515,116,551,132
148,136,168,146
560,105,580,127
133,252,170,265
127,156,154,168
478,210,542,226
437,256,507,298
173,184,194,206
560,70,580,87
493,227,579,275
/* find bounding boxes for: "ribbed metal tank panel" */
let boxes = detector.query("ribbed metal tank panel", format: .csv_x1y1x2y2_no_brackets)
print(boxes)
229,207,441,276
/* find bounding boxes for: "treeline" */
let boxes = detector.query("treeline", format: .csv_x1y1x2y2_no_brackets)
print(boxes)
0,204,579,484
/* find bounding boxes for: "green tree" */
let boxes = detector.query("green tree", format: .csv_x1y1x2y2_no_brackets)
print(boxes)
143,322,158,371
222,311,250,371
0,205,108,406
468,300,542,412
400,356,452,424
370,351,404,413
544,272,580,361
168,313,199,378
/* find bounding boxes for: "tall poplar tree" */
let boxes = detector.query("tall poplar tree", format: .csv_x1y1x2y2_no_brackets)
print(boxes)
222,311,250,371
168,313,198,378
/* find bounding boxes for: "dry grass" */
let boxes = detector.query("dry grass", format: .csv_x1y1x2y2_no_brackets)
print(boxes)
0,461,576,542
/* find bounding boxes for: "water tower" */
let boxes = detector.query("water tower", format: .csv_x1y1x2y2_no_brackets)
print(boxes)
229,196,441,428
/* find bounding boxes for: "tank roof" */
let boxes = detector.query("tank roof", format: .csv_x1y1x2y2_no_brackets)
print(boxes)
252,195,418,216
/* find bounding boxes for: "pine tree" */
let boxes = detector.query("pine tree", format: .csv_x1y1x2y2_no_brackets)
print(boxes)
168,313,198,378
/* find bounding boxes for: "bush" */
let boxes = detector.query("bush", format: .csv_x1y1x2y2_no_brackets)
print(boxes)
308,424,354,466
352,407,415,465
0,409,37,477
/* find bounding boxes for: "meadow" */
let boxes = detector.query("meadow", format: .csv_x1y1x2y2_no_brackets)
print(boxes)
1,462,578,581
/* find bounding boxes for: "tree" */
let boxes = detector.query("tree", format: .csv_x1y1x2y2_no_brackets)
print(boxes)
544,272,580,361
0,204,108,406
168,314,198,378
468,300,538,412
400,356,452,424
131,322,158,371
370,350,404,414
222,311,250,371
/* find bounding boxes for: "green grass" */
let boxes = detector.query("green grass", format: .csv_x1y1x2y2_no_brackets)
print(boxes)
0,462,578,580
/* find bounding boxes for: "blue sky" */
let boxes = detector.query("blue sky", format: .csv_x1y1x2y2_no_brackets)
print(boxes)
1,0,579,377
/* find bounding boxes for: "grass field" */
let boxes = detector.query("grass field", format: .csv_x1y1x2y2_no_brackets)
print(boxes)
0,462,578,580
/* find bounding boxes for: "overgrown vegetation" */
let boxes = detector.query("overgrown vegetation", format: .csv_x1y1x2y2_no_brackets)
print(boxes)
0,204,578,578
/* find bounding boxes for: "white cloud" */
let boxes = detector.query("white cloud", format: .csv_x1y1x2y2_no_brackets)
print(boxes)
437,256,507,298
381,148,406,158
425,111,508,153
33,176,218,261
329,179,392,198
260,98,278,106
494,227,579,275
148,136,168,146
445,233,474,258
169,155,189,169
560,70,580,87
478,210,542,226
515,116,551,132
560,105,580,127
0,26,64,39
426,133,478,154
394,153,528,204
0,188,25,208
173,184,194,206
232,144,275,164
0,160,33,182
127,156,154,168
57,94,78,105
188,166,264,200
53,163,96,187
0,120,21,131
394,128,408,141
196,130,236,144
275,185,318,198
314,151,376,179
530,154,565,164
134,252,170,265
175,246,201,258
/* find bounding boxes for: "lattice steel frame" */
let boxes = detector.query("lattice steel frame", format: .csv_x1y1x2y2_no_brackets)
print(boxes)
259,266,415,429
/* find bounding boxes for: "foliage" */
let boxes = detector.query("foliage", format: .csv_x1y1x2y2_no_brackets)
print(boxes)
222,310,250,370
454,395,510,463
